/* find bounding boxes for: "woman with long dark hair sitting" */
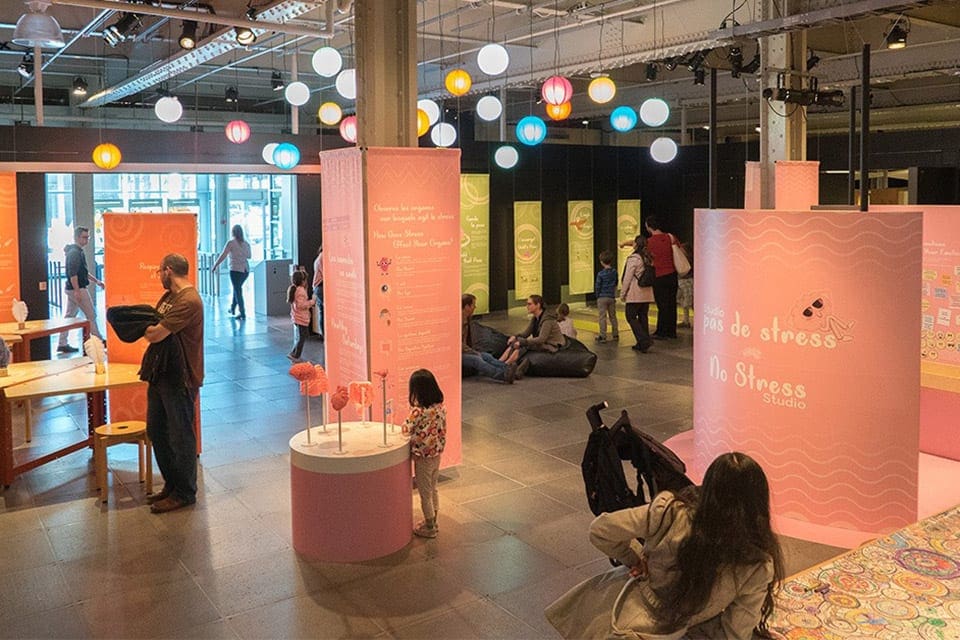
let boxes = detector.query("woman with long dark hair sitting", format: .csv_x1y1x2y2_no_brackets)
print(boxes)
546,452,784,639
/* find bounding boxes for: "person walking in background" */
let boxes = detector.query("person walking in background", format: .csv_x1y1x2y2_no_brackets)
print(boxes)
402,369,447,539
644,216,679,339
143,254,204,514
621,235,654,354
556,303,577,339
312,245,324,339
287,270,314,362
594,250,619,343
57,226,105,353
211,224,251,320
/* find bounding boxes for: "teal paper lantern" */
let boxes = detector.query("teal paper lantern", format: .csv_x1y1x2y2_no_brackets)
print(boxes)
610,106,638,132
516,115,547,146
273,142,300,170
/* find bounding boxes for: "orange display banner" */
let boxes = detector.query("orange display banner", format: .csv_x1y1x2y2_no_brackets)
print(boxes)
102,213,198,424
0,173,20,322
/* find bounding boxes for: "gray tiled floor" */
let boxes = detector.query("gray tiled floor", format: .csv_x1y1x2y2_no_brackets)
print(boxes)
0,299,844,639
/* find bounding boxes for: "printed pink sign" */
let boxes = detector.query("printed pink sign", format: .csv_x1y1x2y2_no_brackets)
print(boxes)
694,209,922,535
774,160,819,210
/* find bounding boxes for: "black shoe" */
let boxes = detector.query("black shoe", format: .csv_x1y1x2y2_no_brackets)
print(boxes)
653,334,668,340
146,486,172,504
57,345,79,353
515,358,531,379
631,344,650,353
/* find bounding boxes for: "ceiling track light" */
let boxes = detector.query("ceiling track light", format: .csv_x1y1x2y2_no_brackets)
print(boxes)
17,53,33,78
663,57,679,72
740,50,761,75
235,26,256,46
271,70,283,91
693,68,705,85
645,63,658,82
72,76,87,95
729,46,743,78
178,20,197,50
225,86,238,103
885,18,909,49
103,12,141,47
806,50,821,71
686,50,707,72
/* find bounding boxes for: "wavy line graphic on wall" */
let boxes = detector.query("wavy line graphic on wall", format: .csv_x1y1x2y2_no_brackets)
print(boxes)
696,210,919,233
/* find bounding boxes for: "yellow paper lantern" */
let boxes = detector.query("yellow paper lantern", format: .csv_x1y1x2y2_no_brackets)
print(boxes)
445,69,472,96
416,108,430,136
545,101,572,121
318,101,342,125
587,76,617,104
91,143,122,170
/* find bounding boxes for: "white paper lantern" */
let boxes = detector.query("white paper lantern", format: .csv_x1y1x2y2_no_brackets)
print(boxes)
335,68,356,100
475,95,502,121
430,122,457,147
477,43,509,76
262,142,279,165
650,137,678,163
494,145,518,169
284,81,310,107
417,98,440,126
639,98,670,127
154,96,182,123
311,46,342,77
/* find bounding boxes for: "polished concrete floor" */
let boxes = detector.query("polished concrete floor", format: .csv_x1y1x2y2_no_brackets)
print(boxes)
0,298,844,639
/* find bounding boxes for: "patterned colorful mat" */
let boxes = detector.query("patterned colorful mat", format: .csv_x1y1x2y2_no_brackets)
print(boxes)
771,504,960,639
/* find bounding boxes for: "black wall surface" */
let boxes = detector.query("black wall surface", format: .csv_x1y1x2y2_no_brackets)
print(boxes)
16,173,51,360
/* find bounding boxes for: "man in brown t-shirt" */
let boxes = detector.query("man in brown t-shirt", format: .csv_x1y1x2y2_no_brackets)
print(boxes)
144,253,204,513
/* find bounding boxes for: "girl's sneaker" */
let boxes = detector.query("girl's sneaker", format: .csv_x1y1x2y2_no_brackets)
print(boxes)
413,520,437,538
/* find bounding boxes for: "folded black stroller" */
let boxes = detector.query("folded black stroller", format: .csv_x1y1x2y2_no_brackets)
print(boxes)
581,401,694,517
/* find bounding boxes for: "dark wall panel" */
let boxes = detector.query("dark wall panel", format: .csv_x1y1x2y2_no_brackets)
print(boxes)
296,174,322,273
16,173,50,359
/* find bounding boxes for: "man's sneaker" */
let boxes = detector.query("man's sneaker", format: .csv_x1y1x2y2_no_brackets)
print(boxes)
504,363,517,384
515,358,531,380
595,336,607,343
413,520,438,538
57,345,79,353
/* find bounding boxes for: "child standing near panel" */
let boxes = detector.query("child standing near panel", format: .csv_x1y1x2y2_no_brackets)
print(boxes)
287,270,314,362
402,369,447,539
594,250,619,342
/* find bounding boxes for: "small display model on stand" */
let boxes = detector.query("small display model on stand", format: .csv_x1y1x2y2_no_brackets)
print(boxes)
330,385,349,454
349,380,374,426
11,298,28,330
374,369,391,446
288,362,329,445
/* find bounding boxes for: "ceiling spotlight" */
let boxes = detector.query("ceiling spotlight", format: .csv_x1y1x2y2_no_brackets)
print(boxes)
885,19,908,49
806,50,820,71
245,7,258,20
271,70,283,91
71,76,87,95
645,63,658,82
686,50,707,72
17,53,33,78
178,20,197,50
663,57,679,71
693,68,705,85
740,50,761,75
235,26,256,46
729,46,743,78
103,12,140,47
225,86,238,104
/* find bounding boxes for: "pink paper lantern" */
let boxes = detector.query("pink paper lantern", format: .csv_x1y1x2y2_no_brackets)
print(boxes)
339,115,357,143
225,119,251,144
541,75,573,106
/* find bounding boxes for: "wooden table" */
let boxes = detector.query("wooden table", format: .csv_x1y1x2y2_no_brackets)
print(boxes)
0,318,91,362
0,360,144,486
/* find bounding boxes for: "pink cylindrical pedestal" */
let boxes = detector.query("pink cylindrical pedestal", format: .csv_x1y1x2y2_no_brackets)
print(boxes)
290,422,410,562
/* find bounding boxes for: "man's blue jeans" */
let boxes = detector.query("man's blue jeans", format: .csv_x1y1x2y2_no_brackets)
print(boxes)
463,351,507,381
147,382,198,502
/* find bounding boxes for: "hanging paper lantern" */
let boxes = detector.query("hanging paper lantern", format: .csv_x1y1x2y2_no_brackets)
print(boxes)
494,145,518,169
335,68,356,100
273,142,300,170
318,102,342,125
545,101,571,121
541,75,573,105
224,119,251,144
445,69,472,96
91,142,121,170
261,142,279,165
516,115,547,146
430,122,457,147
339,115,357,143
610,106,638,132
311,46,342,77
650,137,678,163
154,96,182,123
284,81,310,107
639,98,670,127
416,108,430,136
477,43,509,76
475,95,502,121
417,99,440,125
587,75,616,104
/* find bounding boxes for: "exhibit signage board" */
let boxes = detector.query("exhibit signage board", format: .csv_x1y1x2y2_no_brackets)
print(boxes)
514,201,542,300
693,208,922,537
567,201,594,295
103,213,198,423
0,173,18,322
616,200,641,280
744,161,761,209
774,161,820,210
460,174,490,314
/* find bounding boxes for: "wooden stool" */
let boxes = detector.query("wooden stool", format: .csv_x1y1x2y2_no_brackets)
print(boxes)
93,420,152,502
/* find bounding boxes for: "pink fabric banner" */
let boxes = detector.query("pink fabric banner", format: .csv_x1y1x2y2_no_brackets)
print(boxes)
774,160,819,210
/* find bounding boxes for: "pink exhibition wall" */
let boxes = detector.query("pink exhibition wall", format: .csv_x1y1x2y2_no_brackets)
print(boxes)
774,161,819,210
693,208,923,537
321,147,462,468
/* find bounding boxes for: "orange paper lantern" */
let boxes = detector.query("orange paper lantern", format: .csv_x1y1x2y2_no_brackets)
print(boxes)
546,101,572,121
91,143,122,170
416,108,430,136
445,69,472,96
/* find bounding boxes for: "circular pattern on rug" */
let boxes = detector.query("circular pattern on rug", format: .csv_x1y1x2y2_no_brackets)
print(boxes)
919,617,960,640
824,616,858,634
785,612,822,629
871,598,918,621
892,571,949,596
829,571,879,595
782,627,822,640
825,592,860,609
895,548,960,580
880,586,912,601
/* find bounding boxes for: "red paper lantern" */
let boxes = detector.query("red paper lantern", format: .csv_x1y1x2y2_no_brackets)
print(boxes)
225,119,251,144
339,115,358,143
541,75,573,105
545,101,572,121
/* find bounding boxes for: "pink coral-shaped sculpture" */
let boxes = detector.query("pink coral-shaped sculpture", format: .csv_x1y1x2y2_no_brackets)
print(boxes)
349,380,374,423
289,362,317,382
301,364,329,396
331,385,349,412
373,369,388,379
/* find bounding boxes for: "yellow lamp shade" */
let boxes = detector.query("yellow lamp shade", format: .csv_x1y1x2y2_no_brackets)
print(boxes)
92,143,121,170
545,101,572,121
416,108,430,136
587,76,616,104
318,101,342,125
445,69,472,96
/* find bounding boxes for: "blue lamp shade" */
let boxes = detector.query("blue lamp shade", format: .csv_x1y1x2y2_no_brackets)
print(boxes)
516,115,547,146
273,143,300,170
610,106,638,132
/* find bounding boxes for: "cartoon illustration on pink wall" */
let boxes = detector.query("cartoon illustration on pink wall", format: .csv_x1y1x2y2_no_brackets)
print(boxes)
791,292,855,343
376,257,392,275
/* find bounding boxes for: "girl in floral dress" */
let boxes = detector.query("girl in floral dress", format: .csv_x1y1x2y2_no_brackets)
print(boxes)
402,369,447,538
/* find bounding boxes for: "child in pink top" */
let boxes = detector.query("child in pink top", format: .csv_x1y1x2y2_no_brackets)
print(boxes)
402,369,446,538
287,270,314,362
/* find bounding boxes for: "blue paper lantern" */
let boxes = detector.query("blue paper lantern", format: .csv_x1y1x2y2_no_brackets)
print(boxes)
516,115,547,146
610,106,638,132
273,142,300,170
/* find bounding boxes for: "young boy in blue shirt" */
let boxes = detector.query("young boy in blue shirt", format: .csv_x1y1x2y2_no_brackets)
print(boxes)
594,250,619,342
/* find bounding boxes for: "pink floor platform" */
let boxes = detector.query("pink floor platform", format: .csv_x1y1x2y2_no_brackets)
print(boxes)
665,430,960,549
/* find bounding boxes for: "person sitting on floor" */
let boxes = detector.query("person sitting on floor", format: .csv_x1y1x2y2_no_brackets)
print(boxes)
500,294,565,375
461,293,516,384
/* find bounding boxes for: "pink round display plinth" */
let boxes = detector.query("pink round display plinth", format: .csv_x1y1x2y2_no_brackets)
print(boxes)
290,422,410,562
